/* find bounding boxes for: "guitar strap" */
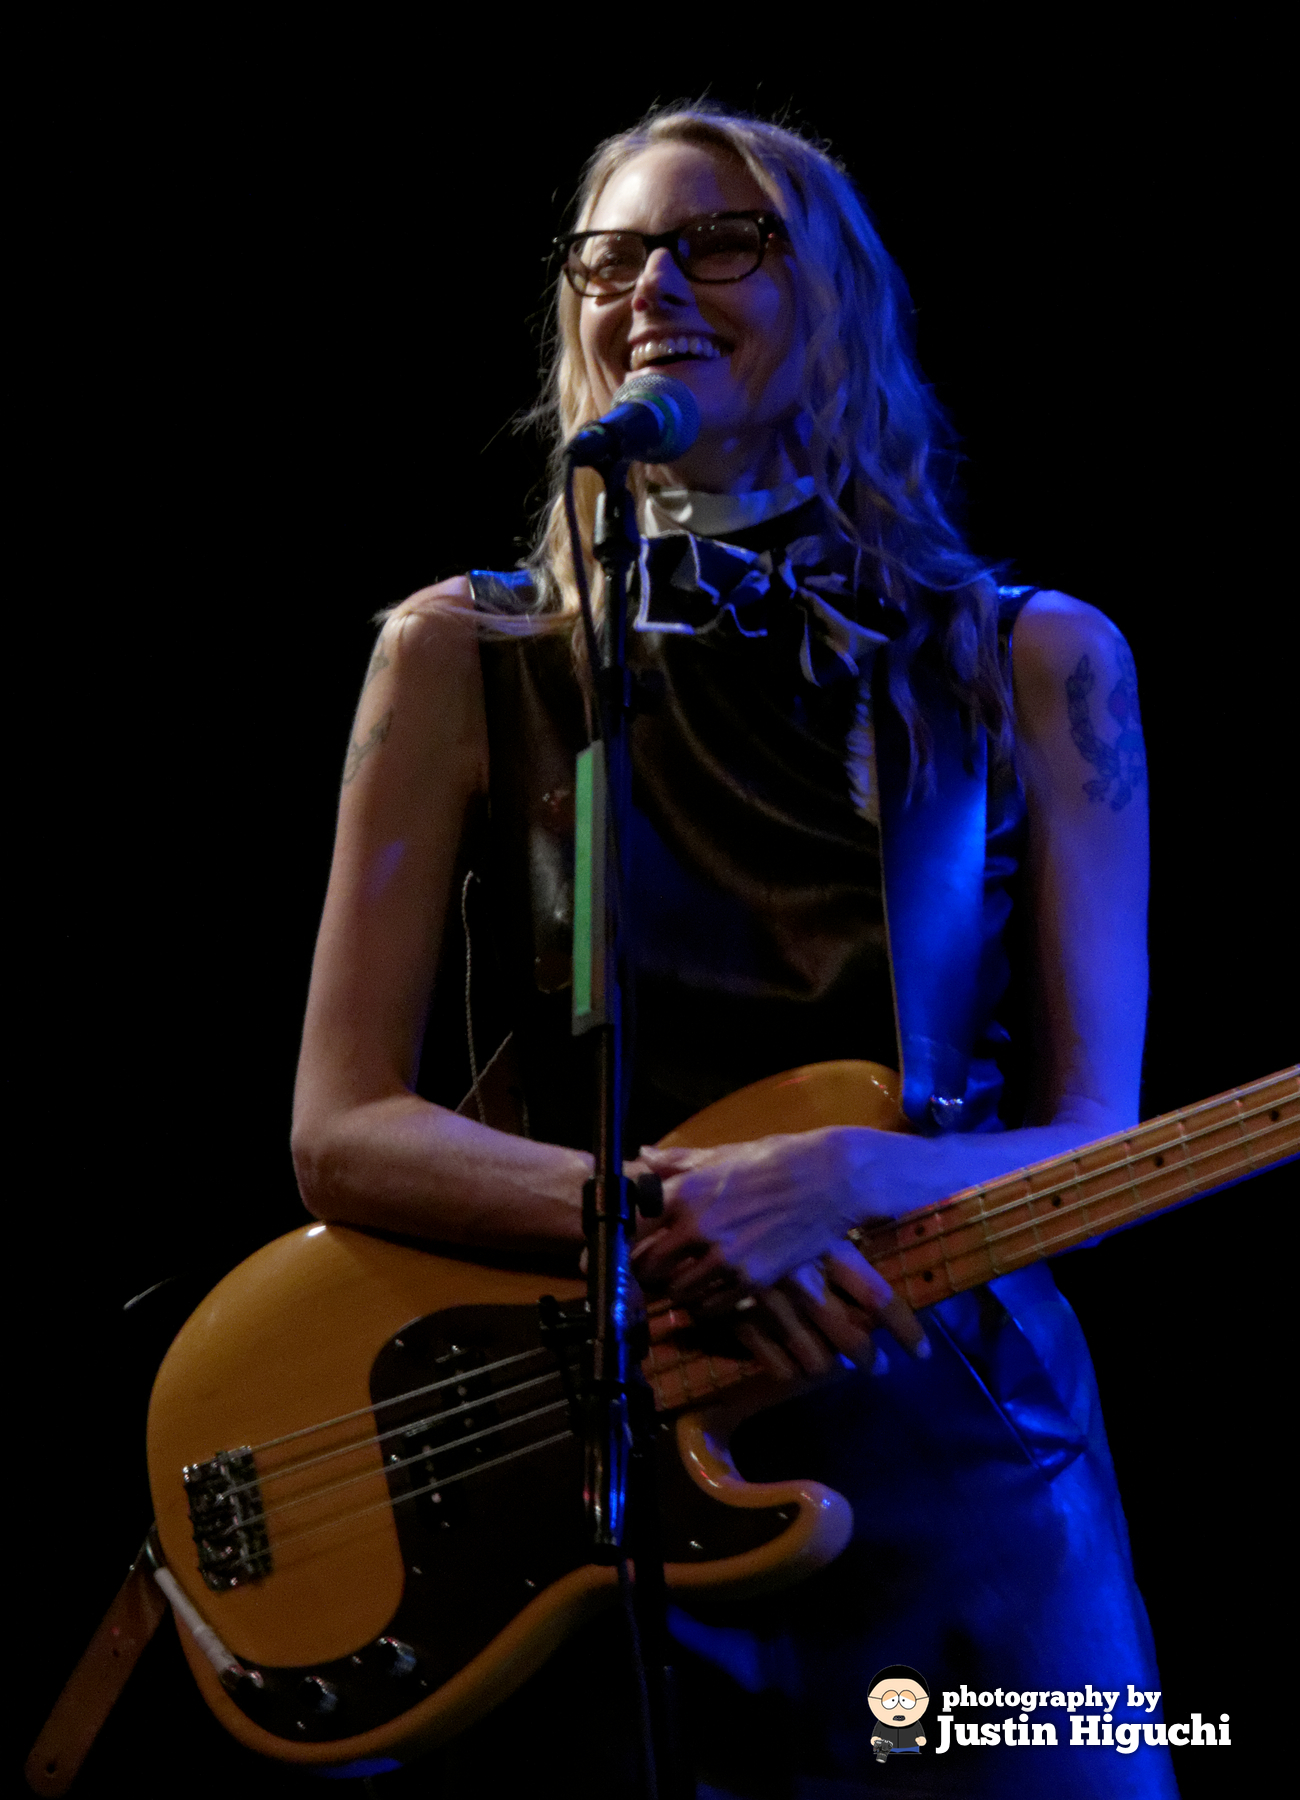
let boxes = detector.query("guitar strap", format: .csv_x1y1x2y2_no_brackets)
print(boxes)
873,651,989,1134
24,1534,168,1796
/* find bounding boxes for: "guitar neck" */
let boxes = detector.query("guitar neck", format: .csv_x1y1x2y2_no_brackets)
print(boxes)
856,1065,1297,1306
645,1066,1298,1413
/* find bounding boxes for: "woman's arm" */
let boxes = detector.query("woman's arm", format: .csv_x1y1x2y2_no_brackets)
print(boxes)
636,591,1150,1300
1012,589,1149,1128
291,580,589,1252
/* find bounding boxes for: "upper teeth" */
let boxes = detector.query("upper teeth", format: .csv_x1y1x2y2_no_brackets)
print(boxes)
629,336,724,370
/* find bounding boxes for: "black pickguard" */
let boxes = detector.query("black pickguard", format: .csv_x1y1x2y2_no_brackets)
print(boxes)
222,1302,793,1745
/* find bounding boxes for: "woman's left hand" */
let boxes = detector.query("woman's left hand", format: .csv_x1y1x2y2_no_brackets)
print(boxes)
634,1125,943,1301
633,1128,938,1378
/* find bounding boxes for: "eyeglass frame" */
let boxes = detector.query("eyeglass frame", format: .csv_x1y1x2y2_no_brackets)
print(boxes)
554,210,789,296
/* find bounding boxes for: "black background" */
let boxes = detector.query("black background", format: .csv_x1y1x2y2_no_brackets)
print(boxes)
17,27,1291,1800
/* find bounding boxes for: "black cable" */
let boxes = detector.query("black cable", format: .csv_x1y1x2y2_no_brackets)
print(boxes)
618,1557,660,1800
564,458,612,747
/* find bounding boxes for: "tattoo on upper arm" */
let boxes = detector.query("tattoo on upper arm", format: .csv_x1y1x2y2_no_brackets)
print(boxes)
361,638,391,692
1064,646,1146,811
342,709,393,785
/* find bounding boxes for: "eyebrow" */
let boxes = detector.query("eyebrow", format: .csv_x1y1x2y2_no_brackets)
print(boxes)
578,211,768,234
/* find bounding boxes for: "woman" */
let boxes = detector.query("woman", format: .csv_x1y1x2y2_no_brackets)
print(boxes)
293,106,1173,1798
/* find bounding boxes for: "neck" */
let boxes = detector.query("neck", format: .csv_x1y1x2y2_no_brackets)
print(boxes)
650,423,809,496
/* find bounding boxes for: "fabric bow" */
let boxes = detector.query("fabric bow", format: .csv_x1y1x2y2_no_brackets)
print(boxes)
635,529,893,687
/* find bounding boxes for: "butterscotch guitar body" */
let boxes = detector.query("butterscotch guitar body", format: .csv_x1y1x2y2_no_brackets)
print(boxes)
146,1060,902,1772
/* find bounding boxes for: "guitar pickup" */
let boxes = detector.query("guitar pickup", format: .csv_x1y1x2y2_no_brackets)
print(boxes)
183,1447,273,1591
537,1294,592,1350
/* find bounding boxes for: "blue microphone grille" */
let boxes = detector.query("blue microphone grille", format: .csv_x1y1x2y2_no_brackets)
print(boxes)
611,373,701,462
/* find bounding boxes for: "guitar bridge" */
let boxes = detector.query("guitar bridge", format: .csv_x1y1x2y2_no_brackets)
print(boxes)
183,1447,273,1590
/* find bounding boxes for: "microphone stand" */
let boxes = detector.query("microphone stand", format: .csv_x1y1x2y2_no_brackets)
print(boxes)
567,456,680,1800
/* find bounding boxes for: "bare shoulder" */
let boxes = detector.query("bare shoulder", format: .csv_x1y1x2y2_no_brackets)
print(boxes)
342,576,486,797
355,576,484,713
1012,589,1133,691
376,575,478,668
1010,590,1147,816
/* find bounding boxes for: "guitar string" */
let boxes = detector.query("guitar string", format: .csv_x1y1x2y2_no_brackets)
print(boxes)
194,1096,1282,1568
918,1088,1292,1240
201,1396,575,1544
188,1102,1299,1567
647,1099,1295,1399
889,1179,1210,1302
188,1082,1297,1492
637,1112,1296,1416
262,1088,1294,1463
265,1429,578,1558
645,1113,1296,1406
228,1344,553,1461
871,1108,1296,1272
859,1090,1295,1262
965,1114,1297,1255
233,1319,704,1504
195,1086,1297,1566
220,1366,565,1501
220,1091,1298,1502
879,1120,1297,1297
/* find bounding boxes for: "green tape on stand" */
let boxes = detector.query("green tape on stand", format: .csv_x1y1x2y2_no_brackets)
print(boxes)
572,743,606,1035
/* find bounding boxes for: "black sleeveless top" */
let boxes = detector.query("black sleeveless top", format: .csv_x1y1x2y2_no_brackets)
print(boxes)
468,504,1032,1151
449,534,1177,1800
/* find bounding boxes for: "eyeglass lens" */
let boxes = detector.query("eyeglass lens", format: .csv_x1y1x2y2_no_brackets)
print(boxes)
567,218,765,294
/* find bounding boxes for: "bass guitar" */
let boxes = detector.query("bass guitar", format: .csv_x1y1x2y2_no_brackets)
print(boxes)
142,1059,1296,1775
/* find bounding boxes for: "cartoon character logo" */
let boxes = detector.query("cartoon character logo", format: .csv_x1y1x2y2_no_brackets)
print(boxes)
868,1665,931,1762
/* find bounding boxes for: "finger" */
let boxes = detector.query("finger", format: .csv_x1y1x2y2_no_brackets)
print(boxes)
667,1246,739,1307
785,1261,829,1308
734,1318,798,1382
631,1209,709,1284
824,1241,930,1359
689,1274,753,1320
646,1302,692,1347
757,1287,839,1377
639,1145,716,1173
822,1240,895,1311
782,1275,875,1369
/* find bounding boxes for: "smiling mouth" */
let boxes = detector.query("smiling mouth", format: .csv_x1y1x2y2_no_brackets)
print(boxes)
628,334,730,372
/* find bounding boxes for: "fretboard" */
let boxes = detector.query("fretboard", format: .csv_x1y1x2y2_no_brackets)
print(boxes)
644,1065,1298,1413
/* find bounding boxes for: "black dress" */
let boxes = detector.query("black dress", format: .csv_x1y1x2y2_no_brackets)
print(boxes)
417,504,1176,1798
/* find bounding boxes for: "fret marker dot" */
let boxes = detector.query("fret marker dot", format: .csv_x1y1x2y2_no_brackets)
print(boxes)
1270,1109,1281,1122
922,1270,933,1282
1051,1196,1062,1207
1153,1154,1164,1168
915,1224,925,1237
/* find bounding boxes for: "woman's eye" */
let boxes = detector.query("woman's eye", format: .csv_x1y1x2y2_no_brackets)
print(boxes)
688,227,750,254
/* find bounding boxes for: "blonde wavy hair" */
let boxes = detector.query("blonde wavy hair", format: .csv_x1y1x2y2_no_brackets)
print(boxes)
523,102,1012,776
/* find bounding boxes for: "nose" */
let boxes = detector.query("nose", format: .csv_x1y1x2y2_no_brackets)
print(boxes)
633,245,691,312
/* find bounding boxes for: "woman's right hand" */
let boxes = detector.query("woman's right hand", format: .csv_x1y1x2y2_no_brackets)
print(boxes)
736,1239,929,1379
647,1234,929,1383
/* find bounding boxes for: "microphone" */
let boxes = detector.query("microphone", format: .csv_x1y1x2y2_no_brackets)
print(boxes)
565,372,701,468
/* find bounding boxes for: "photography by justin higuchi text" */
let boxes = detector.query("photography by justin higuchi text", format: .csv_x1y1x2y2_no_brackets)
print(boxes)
931,1684,1228,1755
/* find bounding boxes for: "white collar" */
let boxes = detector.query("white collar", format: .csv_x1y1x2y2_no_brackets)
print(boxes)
643,476,818,540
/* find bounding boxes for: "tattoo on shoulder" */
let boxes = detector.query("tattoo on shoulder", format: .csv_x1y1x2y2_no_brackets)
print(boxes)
342,708,393,785
1064,646,1146,811
361,638,391,692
